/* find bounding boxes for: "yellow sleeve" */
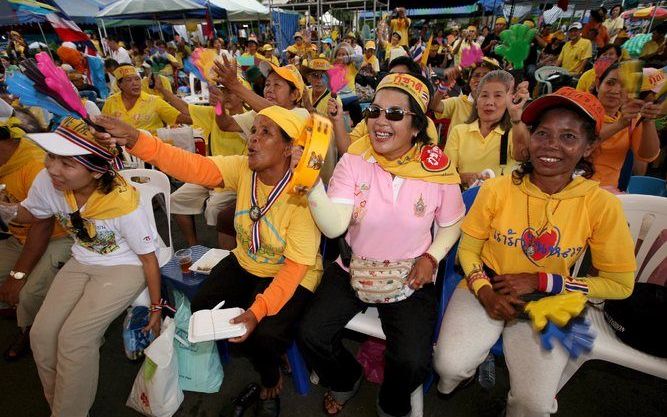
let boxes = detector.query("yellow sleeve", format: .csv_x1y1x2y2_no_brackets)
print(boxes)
443,125,461,170
460,179,499,239
576,70,594,92
155,97,180,126
211,154,245,192
435,96,458,120
188,104,214,134
129,131,223,187
249,259,308,322
587,191,637,273
372,57,380,72
350,120,368,143
160,75,173,93
458,233,492,295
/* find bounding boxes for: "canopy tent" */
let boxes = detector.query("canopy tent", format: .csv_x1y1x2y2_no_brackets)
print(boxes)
96,0,226,20
53,0,112,24
209,0,269,21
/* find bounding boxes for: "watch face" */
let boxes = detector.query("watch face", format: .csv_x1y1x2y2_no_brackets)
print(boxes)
12,272,25,280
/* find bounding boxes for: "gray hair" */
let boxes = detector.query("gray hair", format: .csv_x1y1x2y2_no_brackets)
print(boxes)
466,69,514,131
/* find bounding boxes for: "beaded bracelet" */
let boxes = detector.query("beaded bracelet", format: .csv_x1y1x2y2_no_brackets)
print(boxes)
420,252,439,270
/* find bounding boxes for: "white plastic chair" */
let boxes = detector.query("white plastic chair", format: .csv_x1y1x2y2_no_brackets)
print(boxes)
557,194,667,392
119,169,173,268
534,66,570,94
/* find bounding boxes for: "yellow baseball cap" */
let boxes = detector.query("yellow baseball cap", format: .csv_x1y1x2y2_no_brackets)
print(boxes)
286,45,298,54
293,31,303,39
258,61,305,100
262,44,274,52
496,17,507,25
365,40,376,50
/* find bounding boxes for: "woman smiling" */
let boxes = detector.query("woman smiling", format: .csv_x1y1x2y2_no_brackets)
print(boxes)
434,88,636,417
299,73,465,417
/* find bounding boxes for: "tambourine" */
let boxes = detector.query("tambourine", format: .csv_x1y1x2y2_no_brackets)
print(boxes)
289,114,332,195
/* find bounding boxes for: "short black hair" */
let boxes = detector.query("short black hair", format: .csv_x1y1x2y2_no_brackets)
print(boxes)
596,44,621,59
104,58,119,70
388,56,421,75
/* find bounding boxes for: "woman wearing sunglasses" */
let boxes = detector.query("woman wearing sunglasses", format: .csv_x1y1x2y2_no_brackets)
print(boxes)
93,106,322,417
0,117,162,417
299,73,465,417
434,88,635,417
444,70,529,188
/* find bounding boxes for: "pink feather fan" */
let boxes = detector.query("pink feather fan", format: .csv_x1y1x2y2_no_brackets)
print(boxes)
326,64,348,98
460,44,483,69
35,51,88,119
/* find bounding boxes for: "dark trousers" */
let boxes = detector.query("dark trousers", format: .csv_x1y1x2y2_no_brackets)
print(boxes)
191,254,313,388
299,263,436,417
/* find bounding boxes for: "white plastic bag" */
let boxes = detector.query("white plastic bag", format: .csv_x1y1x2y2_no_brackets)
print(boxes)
126,317,184,417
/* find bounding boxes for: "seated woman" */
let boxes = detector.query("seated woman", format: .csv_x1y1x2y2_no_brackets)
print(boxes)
590,60,661,191
331,42,364,126
0,117,162,417
434,87,636,417
93,107,322,417
444,70,528,188
299,73,465,417
102,64,191,133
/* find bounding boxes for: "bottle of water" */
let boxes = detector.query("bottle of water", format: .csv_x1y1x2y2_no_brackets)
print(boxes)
477,353,496,390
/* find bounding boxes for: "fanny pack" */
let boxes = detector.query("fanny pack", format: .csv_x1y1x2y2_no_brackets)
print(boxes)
349,255,415,304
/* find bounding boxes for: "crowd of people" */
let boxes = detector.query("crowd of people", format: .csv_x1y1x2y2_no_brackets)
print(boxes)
0,4,666,417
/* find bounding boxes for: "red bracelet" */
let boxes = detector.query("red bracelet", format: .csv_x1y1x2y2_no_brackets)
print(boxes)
420,252,439,270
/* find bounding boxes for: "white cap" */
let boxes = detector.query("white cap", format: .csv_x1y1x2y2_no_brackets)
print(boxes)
568,22,583,31
61,41,77,50
26,132,92,156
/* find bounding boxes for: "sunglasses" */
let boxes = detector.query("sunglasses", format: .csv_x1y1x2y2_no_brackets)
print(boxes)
364,105,416,121
69,210,95,242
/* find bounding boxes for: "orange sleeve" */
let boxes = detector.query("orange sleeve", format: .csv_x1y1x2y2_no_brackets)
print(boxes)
129,131,223,188
249,258,308,322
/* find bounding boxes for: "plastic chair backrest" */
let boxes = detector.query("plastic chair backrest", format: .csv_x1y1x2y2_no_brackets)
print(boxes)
189,72,196,95
571,194,667,282
627,176,667,197
119,169,173,267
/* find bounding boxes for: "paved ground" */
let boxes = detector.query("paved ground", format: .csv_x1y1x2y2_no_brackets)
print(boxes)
1,213,666,417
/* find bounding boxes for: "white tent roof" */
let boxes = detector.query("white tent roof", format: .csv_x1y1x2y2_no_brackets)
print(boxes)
209,0,270,21
96,0,209,18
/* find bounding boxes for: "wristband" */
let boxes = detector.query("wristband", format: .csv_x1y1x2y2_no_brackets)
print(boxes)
466,271,491,296
538,272,564,294
420,252,439,271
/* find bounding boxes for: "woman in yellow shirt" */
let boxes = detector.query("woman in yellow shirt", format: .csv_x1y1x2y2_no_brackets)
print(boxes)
94,107,322,417
445,70,523,187
435,87,636,417
591,61,661,190
575,45,621,93
101,65,191,133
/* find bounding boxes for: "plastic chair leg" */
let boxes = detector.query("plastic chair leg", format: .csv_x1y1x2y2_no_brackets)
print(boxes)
286,341,310,396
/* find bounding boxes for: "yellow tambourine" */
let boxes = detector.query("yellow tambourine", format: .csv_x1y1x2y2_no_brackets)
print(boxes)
289,114,332,194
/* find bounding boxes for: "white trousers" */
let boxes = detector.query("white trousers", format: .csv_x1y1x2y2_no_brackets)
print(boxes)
434,287,570,417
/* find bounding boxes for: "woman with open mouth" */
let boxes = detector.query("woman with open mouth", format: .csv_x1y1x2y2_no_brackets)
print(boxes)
434,87,636,417
92,107,322,417
299,73,465,417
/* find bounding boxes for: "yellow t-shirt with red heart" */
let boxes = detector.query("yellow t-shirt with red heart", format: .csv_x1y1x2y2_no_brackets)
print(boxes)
461,175,636,298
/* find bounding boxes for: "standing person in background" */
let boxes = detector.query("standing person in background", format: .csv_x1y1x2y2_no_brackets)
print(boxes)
345,33,363,57
331,42,364,126
390,8,411,47
603,5,624,43
481,17,507,62
583,9,610,52
106,38,132,65
556,23,593,76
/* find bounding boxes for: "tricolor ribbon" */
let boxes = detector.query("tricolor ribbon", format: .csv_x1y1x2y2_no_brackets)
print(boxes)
249,169,293,254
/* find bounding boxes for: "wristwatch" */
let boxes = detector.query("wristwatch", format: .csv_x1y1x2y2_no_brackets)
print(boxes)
10,271,26,280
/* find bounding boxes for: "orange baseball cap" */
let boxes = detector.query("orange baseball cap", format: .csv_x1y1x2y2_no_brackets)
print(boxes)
521,87,605,135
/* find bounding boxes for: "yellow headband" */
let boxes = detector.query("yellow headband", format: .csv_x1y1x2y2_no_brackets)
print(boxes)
376,73,430,113
257,106,307,140
113,66,139,81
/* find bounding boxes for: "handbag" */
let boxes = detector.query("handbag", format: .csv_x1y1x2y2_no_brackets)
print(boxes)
603,282,667,358
349,255,416,303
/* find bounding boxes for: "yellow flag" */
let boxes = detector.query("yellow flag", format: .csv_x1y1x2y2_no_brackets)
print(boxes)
421,34,433,67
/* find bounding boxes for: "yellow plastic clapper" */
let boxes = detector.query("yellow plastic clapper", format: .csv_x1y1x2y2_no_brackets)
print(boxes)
524,292,587,332
289,113,332,194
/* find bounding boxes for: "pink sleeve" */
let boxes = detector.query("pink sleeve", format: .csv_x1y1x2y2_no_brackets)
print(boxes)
435,184,465,227
326,154,356,204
